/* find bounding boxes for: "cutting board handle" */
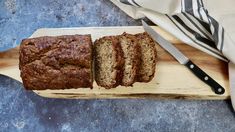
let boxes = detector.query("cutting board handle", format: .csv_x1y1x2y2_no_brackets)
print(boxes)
0,46,22,82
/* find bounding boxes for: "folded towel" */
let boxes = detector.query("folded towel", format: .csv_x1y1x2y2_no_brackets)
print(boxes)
111,0,235,64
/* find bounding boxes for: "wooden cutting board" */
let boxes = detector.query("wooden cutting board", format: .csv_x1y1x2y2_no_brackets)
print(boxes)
0,26,229,99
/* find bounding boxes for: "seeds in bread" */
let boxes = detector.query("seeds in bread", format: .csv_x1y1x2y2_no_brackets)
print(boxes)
94,36,124,88
119,33,140,86
135,32,157,82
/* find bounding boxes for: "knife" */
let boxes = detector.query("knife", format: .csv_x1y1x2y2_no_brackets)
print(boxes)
229,62,235,110
142,20,225,95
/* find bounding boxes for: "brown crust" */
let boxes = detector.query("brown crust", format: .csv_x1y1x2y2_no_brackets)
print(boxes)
135,32,157,82
119,32,140,86
19,35,93,90
113,37,125,87
94,36,124,88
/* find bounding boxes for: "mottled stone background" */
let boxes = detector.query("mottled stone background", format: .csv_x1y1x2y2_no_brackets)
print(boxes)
0,0,235,132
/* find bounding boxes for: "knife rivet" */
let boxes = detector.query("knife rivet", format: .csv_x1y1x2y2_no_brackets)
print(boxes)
218,88,222,93
204,76,209,81
190,64,194,69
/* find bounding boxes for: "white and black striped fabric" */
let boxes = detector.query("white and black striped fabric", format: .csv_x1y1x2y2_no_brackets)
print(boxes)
111,0,235,64
120,0,141,7
179,0,225,59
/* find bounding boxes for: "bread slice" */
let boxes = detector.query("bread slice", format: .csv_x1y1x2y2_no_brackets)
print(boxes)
135,32,157,82
94,36,124,88
119,33,140,86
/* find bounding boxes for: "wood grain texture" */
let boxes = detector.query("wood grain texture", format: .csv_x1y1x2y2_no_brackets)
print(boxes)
0,26,230,99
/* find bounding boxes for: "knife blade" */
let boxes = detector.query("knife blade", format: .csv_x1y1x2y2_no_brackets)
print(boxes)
142,20,225,95
229,62,235,110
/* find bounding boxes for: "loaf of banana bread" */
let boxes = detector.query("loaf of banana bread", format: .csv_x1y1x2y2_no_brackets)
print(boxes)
19,35,93,90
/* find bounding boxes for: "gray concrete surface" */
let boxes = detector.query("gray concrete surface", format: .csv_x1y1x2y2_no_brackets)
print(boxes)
0,0,235,131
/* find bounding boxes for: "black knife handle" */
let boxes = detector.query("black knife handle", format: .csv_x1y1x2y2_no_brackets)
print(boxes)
185,60,225,95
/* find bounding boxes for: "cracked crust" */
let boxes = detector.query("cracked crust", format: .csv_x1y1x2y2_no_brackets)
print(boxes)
19,35,93,90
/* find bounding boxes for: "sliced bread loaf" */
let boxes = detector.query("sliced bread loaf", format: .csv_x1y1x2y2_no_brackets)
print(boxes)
135,32,157,82
119,33,140,86
94,36,124,88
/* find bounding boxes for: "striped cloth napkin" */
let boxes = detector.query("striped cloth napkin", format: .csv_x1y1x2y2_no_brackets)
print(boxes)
111,0,235,64
111,0,235,109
